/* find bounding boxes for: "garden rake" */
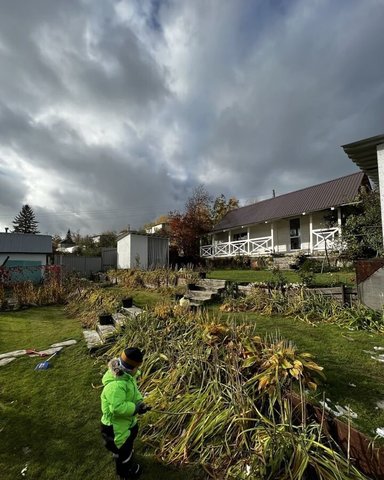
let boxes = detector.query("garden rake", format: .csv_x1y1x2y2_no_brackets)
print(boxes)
34,351,58,370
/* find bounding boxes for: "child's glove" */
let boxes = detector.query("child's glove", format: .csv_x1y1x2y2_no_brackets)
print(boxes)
135,401,152,415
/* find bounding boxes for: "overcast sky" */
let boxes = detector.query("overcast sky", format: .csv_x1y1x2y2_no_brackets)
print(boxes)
0,0,383,236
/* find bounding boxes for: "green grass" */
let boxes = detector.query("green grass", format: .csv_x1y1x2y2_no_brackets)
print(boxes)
0,307,81,353
217,310,384,441
0,307,203,480
105,287,174,309
208,269,355,286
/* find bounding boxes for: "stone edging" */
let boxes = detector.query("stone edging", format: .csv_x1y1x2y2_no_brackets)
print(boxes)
0,339,77,367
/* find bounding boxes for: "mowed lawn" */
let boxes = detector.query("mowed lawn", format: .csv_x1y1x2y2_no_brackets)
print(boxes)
0,307,203,480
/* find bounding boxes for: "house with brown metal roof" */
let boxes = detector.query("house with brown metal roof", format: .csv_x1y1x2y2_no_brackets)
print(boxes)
200,172,370,258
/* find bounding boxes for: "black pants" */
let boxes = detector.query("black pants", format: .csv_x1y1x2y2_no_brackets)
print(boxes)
101,423,139,479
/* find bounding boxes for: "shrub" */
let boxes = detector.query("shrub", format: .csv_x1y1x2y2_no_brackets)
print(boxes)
204,255,252,270
269,267,288,289
297,268,315,286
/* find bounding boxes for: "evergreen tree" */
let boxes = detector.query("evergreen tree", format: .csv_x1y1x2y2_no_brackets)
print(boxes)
12,205,40,234
64,229,74,244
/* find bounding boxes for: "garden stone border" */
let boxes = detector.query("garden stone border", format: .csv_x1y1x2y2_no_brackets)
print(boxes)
0,340,77,367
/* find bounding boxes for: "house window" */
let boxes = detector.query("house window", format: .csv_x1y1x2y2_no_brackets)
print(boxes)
289,218,301,250
233,232,247,241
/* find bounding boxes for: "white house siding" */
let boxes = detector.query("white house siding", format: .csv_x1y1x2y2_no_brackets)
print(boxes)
215,232,228,242
311,211,328,229
273,212,334,253
274,220,289,253
300,215,310,251
249,224,270,238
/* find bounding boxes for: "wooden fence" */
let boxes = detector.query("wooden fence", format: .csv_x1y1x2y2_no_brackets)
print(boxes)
309,286,357,306
239,284,358,306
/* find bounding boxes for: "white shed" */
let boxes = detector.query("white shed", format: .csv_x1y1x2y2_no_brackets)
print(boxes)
117,233,169,270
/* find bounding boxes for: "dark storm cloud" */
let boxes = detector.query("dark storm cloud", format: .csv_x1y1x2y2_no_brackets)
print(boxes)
0,0,383,234
172,0,384,200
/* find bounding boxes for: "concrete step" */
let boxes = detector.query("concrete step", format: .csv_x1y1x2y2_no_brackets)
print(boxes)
96,324,117,342
121,306,143,318
112,312,128,328
185,290,218,301
83,305,143,354
83,329,103,351
180,279,227,308
196,279,226,291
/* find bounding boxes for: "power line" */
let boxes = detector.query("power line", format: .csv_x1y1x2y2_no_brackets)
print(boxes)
0,205,176,220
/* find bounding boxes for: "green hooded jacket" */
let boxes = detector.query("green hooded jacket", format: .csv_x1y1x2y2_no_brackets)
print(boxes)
100,364,143,448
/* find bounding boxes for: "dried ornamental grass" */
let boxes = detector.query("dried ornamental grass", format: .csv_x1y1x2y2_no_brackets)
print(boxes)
66,285,121,327
108,268,199,289
221,286,384,332
102,309,367,479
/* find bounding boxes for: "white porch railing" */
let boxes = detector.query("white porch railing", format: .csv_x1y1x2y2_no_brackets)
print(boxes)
200,236,273,258
201,228,343,258
312,228,340,251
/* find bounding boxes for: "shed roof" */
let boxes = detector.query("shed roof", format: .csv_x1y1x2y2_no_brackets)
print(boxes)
0,233,52,254
117,231,169,241
342,133,384,184
213,172,368,232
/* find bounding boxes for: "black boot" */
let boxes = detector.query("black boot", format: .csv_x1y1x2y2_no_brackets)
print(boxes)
128,463,141,478
118,463,141,480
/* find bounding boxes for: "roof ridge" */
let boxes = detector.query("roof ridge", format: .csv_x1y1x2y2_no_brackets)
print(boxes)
235,171,364,212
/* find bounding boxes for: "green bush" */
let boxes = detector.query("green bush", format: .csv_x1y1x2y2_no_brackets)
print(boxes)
297,268,315,286
204,255,251,270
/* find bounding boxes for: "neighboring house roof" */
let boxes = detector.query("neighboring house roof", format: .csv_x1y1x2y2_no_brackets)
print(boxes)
0,233,52,254
59,239,75,247
145,223,169,234
213,172,368,232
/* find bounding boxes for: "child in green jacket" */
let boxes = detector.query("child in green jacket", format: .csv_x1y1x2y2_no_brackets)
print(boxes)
101,347,151,479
